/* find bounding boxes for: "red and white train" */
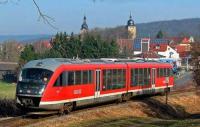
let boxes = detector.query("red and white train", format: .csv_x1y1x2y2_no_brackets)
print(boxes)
16,58,174,112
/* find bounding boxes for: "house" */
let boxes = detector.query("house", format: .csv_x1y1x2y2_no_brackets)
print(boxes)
0,62,18,82
134,50,165,60
150,44,181,67
150,44,180,59
133,38,181,66
117,39,134,54
133,38,150,55
33,40,52,53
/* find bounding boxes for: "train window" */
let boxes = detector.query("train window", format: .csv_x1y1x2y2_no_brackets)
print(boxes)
157,68,160,77
170,69,173,76
138,69,144,85
144,68,148,85
113,69,117,85
131,68,150,86
82,71,88,84
132,69,137,86
21,68,53,83
131,69,133,85
103,69,126,91
131,68,138,86
61,72,68,85
158,68,164,77
54,76,61,86
53,70,93,87
75,71,82,85
68,71,75,85
157,68,172,77
121,69,126,85
88,70,93,83
160,68,164,77
54,72,65,86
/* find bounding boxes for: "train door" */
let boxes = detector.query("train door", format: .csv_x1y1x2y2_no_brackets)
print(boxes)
95,70,101,98
151,68,156,89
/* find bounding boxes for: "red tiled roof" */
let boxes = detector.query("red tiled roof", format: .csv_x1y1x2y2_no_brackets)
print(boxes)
167,37,190,44
167,37,182,43
181,37,190,44
134,51,164,58
34,40,52,49
150,44,168,52
175,45,191,57
175,45,190,52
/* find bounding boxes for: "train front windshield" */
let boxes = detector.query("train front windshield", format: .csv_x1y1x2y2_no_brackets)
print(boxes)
17,68,53,95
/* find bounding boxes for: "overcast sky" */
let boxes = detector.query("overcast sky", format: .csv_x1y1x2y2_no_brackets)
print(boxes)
0,0,199,35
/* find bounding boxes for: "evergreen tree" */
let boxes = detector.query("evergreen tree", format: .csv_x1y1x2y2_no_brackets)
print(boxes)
20,45,38,64
37,32,119,59
156,30,164,39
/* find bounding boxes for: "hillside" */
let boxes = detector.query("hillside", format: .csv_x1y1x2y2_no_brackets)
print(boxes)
0,18,200,43
0,34,53,43
90,18,200,40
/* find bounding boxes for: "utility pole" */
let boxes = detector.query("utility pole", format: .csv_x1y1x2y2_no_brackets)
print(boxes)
165,77,169,105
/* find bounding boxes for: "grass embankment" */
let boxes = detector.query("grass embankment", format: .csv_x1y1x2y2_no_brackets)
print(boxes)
69,117,200,127
0,81,16,99
31,92,200,127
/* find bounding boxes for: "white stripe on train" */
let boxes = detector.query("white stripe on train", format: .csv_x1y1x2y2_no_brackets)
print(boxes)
39,85,173,105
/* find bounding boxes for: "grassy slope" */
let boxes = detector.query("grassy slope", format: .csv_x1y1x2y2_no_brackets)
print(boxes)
69,117,200,127
0,81,16,99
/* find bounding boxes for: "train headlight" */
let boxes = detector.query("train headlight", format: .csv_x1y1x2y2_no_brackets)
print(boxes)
19,90,23,93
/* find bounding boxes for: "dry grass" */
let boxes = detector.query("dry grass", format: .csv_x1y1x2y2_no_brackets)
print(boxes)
28,92,200,127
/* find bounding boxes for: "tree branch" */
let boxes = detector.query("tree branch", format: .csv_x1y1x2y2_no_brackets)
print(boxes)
0,0,58,30
32,0,58,30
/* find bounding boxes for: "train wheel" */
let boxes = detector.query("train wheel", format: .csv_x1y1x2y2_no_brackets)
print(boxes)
121,93,132,102
58,102,74,115
66,103,73,113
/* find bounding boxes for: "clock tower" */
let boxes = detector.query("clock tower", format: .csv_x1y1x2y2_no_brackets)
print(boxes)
127,13,136,40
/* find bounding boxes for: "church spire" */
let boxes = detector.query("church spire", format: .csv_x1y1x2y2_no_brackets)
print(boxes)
127,12,135,27
129,12,132,19
81,15,88,31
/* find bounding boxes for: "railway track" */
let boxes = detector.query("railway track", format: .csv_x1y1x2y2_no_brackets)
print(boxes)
0,113,57,127
0,88,196,127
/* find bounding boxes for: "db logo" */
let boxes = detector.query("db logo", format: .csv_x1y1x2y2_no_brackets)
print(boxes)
74,89,82,94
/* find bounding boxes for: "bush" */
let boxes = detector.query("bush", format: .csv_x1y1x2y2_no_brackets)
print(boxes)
0,99,22,117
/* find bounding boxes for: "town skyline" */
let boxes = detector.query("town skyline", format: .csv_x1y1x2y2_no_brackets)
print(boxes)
0,0,200,35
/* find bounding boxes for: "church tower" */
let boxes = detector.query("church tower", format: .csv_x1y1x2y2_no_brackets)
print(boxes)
127,13,136,40
80,15,89,35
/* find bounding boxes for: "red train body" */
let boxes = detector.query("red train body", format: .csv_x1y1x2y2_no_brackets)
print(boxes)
16,58,174,111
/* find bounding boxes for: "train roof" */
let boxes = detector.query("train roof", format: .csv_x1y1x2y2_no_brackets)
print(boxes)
23,58,172,71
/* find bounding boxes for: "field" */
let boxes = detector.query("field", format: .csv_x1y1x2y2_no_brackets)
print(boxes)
0,81,16,99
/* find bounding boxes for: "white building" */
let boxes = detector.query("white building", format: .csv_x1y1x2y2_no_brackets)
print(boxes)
151,45,181,67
